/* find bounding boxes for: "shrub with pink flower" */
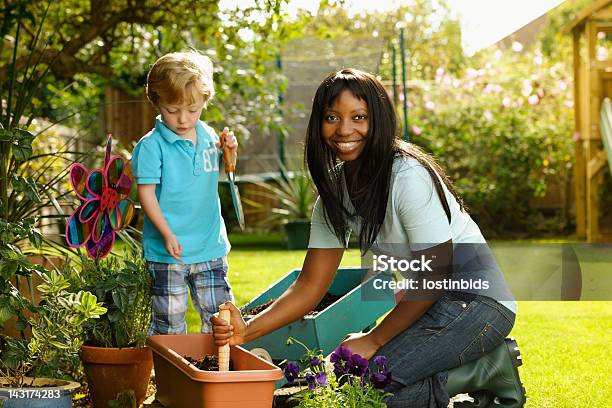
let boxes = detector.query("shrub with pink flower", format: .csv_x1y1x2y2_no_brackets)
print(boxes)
400,40,574,236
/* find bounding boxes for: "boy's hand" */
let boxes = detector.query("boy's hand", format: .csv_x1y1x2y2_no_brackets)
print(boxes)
162,232,183,262
216,127,238,173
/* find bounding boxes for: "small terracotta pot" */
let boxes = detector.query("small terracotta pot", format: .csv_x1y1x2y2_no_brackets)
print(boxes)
147,334,283,408
79,345,153,408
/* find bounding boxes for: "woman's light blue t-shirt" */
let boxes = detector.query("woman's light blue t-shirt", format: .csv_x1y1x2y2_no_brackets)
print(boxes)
308,157,517,314
131,116,230,264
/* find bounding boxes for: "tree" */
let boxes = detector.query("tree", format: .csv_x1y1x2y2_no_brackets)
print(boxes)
0,0,307,142
303,0,464,80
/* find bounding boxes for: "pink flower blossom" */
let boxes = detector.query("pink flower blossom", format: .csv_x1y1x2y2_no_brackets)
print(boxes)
512,41,523,52
598,31,605,40
495,50,503,59
597,46,608,61
534,51,543,65
502,97,512,107
557,80,568,91
436,67,444,77
466,68,478,79
517,97,524,106
522,82,533,97
572,132,581,141
483,110,493,120
425,101,435,111
411,125,423,136
564,100,574,108
528,94,539,105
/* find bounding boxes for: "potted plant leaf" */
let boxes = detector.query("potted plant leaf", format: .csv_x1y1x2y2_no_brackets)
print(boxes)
245,164,316,249
60,133,152,407
65,246,153,408
0,267,107,407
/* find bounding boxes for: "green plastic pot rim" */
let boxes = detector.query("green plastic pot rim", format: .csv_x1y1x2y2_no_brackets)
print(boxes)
243,272,393,321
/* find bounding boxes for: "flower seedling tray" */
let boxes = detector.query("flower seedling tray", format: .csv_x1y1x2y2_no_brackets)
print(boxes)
241,267,395,361
147,334,283,408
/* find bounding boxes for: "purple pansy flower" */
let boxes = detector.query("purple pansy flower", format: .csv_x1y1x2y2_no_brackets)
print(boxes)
305,372,317,390
284,361,300,384
310,357,323,370
348,353,369,377
330,345,352,363
315,371,329,387
370,370,393,389
333,361,347,378
373,355,388,368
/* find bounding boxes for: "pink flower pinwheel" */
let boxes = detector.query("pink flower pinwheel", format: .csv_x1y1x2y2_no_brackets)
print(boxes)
65,135,135,259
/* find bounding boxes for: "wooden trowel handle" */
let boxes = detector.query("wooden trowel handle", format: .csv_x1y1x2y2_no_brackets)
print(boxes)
218,309,231,371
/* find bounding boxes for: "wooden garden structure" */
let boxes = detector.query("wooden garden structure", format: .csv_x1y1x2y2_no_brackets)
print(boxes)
565,0,612,242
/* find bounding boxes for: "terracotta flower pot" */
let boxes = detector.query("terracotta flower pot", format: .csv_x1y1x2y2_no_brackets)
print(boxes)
0,377,80,408
79,345,153,408
147,334,283,408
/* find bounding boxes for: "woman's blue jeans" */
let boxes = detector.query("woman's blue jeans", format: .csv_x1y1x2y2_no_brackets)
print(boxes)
375,292,515,408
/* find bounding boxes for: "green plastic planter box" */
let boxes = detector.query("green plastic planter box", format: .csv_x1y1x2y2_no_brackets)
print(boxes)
241,267,395,361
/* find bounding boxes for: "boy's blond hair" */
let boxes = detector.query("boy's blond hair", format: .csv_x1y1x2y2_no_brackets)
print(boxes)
146,51,215,107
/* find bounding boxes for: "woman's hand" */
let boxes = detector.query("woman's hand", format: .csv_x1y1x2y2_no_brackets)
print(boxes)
340,332,380,360
211,301,247,346
216,127,238,172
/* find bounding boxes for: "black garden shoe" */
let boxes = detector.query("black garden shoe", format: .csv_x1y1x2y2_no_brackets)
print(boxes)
446,338,527,408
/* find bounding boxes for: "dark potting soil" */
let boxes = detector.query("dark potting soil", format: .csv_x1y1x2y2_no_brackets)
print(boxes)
183,355,234,371
242,293,342,317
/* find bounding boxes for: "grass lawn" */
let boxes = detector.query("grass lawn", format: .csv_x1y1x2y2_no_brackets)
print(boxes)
186,233,611,407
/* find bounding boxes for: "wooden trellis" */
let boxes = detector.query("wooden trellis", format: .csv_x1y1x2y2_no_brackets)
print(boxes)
565,0,612,242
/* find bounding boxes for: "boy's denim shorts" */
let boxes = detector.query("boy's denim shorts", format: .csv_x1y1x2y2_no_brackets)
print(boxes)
147,256,234,335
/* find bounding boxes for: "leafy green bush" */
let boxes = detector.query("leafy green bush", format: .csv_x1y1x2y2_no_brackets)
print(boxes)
0,270,105,387
406,45,573,236
66,248,152,348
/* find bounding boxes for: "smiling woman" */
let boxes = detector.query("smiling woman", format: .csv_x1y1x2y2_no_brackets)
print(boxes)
321,91,369,162
213,68,525,408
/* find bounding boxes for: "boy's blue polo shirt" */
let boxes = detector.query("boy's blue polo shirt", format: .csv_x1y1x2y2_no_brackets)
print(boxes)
132,116,230,264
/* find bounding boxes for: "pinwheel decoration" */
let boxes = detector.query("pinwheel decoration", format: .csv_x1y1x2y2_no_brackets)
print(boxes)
65,135,135,259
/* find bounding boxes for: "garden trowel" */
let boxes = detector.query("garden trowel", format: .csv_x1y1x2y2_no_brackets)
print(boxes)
222,139,245,230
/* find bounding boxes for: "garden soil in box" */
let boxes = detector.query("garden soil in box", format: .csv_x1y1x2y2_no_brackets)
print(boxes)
147,334,283,408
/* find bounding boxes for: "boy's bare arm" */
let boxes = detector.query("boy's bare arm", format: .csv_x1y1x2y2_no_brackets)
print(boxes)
138,184,183,262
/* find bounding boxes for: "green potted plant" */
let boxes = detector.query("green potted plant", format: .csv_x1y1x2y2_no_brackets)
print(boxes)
65,244,153,408
246,165,316,249
0,267,106,407
0,0,88,341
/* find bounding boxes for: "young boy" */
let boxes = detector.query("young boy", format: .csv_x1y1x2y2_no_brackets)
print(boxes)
132,51,237,335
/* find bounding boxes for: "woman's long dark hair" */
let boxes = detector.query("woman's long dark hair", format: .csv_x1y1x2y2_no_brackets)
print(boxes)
305,69,467,253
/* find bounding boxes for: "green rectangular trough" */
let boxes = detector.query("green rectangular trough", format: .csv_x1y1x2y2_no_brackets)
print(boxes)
241,267,396,362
